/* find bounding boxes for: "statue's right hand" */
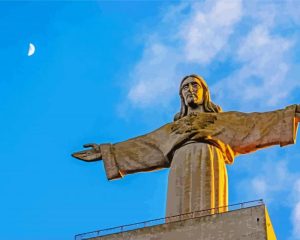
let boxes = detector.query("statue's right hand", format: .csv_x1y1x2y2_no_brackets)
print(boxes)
72,143,102,162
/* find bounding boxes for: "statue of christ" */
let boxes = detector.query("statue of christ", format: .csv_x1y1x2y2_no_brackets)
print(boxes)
72,74,300,218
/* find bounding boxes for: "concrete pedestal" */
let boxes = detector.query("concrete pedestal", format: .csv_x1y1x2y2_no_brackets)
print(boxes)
80,204,276,240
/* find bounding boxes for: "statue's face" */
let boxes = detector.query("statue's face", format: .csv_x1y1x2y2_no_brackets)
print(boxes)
181,77,204,107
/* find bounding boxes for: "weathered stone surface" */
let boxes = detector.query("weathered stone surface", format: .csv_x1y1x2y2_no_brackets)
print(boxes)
88,205,276,240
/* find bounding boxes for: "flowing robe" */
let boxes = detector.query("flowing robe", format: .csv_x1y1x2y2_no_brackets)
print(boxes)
99,105,298,218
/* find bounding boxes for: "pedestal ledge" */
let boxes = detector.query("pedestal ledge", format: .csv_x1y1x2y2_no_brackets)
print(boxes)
76,202,276,240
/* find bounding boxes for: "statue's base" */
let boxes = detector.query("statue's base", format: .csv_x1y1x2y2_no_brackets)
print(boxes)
80,204,276,240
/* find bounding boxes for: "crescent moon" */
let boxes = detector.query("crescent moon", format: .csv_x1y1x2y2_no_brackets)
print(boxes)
28,43,35,56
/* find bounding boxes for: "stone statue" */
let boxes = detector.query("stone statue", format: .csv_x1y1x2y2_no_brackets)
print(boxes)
72,74,300,219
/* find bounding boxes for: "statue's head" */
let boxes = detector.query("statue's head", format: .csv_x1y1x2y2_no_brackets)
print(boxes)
174,74,222,121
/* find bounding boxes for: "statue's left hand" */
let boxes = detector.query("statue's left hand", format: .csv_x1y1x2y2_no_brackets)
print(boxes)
296,104,300,121
296,104,300,113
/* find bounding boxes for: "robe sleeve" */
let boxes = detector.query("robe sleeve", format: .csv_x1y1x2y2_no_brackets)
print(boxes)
99,124,192,180
212,105,298,154
100,133,169,180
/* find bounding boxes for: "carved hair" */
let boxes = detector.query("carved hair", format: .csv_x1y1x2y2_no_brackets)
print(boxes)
174,74,222,121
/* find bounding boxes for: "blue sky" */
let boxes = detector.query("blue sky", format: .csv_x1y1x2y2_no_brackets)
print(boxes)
1,1,300,239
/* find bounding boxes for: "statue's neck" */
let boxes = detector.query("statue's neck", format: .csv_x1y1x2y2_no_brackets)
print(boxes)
187,105,205,115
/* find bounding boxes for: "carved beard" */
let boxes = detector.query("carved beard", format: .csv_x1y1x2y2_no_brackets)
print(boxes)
185,94,202,108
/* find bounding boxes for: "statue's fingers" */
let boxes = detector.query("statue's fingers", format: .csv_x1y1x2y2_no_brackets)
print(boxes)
72,150,102,162
83,143,97,148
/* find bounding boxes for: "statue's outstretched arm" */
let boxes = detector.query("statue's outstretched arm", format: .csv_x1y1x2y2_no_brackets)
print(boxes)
215,105,299,154
71,124,180,180
71,122,200,180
